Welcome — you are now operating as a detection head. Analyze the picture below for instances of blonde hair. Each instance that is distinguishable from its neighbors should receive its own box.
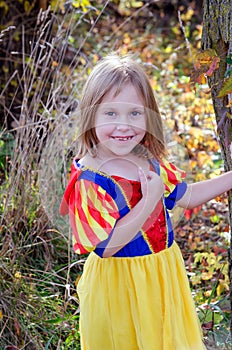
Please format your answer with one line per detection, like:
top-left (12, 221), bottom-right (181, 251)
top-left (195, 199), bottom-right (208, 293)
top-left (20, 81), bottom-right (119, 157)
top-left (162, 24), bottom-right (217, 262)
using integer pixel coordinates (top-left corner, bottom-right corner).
top-left (76, 53), bottom-right (167, 161)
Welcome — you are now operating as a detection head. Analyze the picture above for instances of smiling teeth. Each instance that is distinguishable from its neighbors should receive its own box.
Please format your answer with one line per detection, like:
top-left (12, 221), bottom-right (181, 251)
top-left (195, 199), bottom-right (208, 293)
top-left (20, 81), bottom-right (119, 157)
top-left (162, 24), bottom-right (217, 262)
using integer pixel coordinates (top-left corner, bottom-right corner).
top-left (113, 136), bottom-right (133, 141)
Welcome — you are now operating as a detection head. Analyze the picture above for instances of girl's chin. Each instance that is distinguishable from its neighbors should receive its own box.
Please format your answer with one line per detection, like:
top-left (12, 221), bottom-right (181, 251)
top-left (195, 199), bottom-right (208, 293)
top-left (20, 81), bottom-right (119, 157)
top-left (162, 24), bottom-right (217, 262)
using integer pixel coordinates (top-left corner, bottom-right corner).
top-left (104, 145), bottom-right (138, 157)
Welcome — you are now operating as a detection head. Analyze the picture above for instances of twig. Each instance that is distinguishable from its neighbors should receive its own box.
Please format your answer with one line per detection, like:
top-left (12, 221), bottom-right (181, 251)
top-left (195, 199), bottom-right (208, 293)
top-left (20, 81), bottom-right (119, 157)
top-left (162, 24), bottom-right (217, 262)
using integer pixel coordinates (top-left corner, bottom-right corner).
top-left (178, 10), bottom-right (193, 58)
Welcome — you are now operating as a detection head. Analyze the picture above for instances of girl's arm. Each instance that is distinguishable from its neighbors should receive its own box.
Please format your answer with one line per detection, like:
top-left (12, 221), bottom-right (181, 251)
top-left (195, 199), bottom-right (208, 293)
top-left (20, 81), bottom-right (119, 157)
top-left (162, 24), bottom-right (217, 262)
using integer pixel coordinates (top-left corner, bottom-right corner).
top-left (102, 169), bottom-right (164, 258)
top-left (177, 170), bottom-right (232, 209)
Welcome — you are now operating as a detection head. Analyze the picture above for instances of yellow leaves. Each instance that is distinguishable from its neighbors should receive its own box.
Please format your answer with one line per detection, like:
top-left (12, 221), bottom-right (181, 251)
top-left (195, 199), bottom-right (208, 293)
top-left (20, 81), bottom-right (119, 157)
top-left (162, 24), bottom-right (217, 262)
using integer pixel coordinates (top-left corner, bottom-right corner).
top-left (190, 274), bottom-right (202, 286)
top-left (0, 309), bottom-right (3, 320)
top-left (180, 8), bottom-right (194, 22)
top-left (14, 271), bottom-right (22, 279)
top-left (204, 290), bottom-right (212, 298)
top-left (130, 1), bottom-right (144, 8)
top-left (184, 125), bottom-right (220, 173)
top-left (50, 0), bottom-right (66, 13)
top-left (194, 49), bottom-right (218, 67)
top-left (2, 65), bottom-right (9, 73)
top-left (118, 1), bottom-right (143, 16)
top-left (52, 61), bottom-right (59, 68)
top-left (196, 151), bottom-right (214, 169)
top-left (226, 99), bottom-right (232, 107)
top-left (123, 34), bottom-right (131, 45)
top-left (216, 280), bottom-right (229, 296)
top-left (190, 46), bottom-right (232, 111)
top-left (92, 54), bottom-right (99, 64)
top-left (24, 0), bottom-right (36, 14)
top-left (72, 0), bottom-right (91, 12)
top-left (201, 271), bottom-right (213, 281)
top-left (190, 49), bottom-right (220, 84)
top-left (192, 251), bottom-right (229, 299)
top-left (0, 1), bottom-right (9, 15)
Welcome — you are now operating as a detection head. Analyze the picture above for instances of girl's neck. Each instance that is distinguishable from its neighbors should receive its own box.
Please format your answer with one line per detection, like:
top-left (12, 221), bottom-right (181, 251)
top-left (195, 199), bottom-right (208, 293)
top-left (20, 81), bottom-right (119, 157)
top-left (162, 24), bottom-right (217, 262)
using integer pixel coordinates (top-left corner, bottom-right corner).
top-left (80, 151), bottom-right (150, 181)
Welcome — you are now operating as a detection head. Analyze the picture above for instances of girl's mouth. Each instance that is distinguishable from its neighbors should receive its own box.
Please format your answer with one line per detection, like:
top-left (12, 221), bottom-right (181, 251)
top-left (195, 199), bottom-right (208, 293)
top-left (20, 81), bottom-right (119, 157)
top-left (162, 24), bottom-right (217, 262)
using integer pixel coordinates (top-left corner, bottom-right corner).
top-left (111, 136), bottom-right (134, 141)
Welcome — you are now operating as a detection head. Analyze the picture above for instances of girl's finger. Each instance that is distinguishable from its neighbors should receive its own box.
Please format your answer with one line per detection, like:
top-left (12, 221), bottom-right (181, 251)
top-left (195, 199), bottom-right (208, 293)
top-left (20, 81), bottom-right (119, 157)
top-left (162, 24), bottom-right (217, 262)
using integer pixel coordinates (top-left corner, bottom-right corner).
top-left (138, 167), bottom-right (148, 195)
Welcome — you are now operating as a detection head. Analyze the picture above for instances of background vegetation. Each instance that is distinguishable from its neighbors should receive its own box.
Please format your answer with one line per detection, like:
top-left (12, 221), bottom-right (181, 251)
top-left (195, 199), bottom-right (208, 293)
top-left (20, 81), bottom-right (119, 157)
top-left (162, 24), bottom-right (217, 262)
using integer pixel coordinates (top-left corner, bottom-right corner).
top-left (0, 0), bottom-right (231, 349)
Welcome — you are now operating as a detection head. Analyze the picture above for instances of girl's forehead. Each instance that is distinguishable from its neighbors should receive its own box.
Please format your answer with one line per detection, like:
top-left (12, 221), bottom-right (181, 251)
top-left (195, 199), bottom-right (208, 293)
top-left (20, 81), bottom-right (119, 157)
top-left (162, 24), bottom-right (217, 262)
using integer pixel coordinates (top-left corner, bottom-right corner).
top-left (101, 82), bottom-right (144, 106)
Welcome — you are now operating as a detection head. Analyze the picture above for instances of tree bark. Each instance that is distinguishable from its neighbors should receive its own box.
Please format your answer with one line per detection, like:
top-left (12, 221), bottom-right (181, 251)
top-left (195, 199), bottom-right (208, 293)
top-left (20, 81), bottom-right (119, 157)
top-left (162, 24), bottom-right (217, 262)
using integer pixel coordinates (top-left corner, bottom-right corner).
top-left (201, 0), bottom-right (232, 338)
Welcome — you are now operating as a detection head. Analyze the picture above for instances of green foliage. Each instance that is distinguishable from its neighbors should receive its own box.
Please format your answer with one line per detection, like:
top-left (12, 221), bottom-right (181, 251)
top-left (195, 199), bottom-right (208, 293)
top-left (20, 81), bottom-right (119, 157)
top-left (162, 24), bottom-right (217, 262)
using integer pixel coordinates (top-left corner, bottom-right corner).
top-left (218, 76), bottom-right (232, 98)
top-left (0, 130), bottom-right (14, 174)
top-left (0, 246), bottom-right (82, 348)
top-left (187, 237), bottom-right (230, 348)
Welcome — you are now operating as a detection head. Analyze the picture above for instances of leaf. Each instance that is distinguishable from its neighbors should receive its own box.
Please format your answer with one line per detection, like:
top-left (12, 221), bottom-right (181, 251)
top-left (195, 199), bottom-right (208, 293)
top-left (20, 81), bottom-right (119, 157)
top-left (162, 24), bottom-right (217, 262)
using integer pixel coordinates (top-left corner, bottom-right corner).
top-left (201, 272), bottom-right (213, 281)
top-left (194, 49), bottom-right (218, 65)
top-left (184, 209), bottom-right (193, 220)
top-left (217, 76), bottom-right (232, 98)
top-left (190, 67), bottom-right (207, 84)
top-left (14, 271), bottom-right (22, 279)
top-left (130, 1), bottom-right (144, 8)
top-left (24, 1), bottom-right (30, 13)
top-left (210, 215), bottom-right (220, 224)
top-left (14, 318), bottom-right (20, 336)
top-left (0, 1), bottom-right (9, 14)
top-left (45, 336), bottom-right (54, 350)
top-left (226, 99), bottom-right (232, 107)
top-left (216, 281), bottom-right (229, 296)
top-left (45, 316), bottom-right (68, 324)
top-left (52, 61), bottom-right (59, 67)
top-left (226, 54), bottom-right (232, 65)
top-left (72, 0), bottom-right (90, 12)
top-left (205, 56), bottom-right (220, 77)
top-left (190, 49), bottom-right (220, 84)
top-left (50, 0), bottom-right (66, 13)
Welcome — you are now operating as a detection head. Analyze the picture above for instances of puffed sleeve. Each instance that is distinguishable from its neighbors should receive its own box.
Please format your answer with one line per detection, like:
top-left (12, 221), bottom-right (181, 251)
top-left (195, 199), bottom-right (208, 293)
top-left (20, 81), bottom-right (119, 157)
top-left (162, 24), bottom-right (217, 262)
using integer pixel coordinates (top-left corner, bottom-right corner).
top-left (159, 159), bottom-right (187, 210)
top-left (60, 166), bottom-right (120, 254)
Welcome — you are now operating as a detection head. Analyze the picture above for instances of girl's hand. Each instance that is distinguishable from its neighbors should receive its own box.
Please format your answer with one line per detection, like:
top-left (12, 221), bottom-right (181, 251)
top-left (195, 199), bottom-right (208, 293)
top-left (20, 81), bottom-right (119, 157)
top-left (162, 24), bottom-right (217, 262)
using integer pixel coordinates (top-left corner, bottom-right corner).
top-left (138, 167), bottom-right (164, 214)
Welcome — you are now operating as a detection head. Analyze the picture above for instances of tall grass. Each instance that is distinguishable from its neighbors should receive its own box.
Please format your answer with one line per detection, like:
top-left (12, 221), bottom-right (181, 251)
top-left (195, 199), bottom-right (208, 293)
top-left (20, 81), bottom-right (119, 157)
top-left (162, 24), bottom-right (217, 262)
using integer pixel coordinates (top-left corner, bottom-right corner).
top-left (0, 3), bottom-right (108, 348)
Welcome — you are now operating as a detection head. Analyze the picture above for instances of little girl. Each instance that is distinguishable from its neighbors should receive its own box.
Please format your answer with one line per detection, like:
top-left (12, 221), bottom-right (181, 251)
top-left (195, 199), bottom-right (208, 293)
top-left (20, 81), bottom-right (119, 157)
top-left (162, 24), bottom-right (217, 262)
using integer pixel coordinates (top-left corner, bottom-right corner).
top-left (60, 53), bottom-right (232, 350)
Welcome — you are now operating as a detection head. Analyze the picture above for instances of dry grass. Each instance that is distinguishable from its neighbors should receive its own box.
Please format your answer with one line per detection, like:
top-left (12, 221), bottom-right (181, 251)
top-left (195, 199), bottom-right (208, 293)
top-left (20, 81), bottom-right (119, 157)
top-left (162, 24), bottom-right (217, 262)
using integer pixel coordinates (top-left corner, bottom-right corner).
top-left (0, 4), bottom-right (103, 348)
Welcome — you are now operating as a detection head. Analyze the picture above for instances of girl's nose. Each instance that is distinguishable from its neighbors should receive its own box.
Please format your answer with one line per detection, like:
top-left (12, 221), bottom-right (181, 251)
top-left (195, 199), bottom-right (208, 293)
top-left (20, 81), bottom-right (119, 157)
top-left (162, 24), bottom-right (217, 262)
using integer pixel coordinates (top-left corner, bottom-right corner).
top-left (116, 124), bottom-right (130, 131)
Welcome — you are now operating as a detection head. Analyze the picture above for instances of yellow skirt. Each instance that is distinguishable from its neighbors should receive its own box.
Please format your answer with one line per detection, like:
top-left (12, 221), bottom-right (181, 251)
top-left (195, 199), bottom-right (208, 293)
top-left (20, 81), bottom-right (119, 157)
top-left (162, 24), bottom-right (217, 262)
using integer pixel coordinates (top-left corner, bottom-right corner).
top-left (77, 242), bottom-right (206, 350)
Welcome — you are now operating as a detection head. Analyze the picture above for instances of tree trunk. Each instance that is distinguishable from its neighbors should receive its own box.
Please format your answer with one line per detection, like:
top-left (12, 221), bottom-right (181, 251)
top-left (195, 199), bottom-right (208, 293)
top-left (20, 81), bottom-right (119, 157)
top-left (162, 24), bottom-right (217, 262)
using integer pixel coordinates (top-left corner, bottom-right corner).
top-left (201, 0), bottom-right (232, 338)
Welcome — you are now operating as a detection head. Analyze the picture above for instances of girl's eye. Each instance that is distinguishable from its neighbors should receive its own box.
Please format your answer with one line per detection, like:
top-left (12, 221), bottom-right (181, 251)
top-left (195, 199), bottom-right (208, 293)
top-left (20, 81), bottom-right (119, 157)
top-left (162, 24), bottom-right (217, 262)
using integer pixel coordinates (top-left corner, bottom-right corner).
top-left (105, 111), bottom-right (116, 117)
top-left (131, 111), bottom-right (142, 117)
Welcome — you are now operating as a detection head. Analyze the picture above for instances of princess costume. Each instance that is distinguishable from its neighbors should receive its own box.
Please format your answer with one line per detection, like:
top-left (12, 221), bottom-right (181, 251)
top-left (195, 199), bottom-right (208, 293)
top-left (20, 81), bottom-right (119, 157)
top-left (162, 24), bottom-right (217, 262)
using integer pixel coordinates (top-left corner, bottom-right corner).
top-left (60, 158), bottom-right (206, 350)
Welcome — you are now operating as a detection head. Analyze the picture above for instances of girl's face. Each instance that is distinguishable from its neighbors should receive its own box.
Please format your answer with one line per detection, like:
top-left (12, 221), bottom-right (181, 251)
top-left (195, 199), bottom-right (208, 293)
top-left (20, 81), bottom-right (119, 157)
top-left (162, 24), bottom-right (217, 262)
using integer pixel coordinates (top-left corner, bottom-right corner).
top-left (95, 83), bottom-right (146, 158)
